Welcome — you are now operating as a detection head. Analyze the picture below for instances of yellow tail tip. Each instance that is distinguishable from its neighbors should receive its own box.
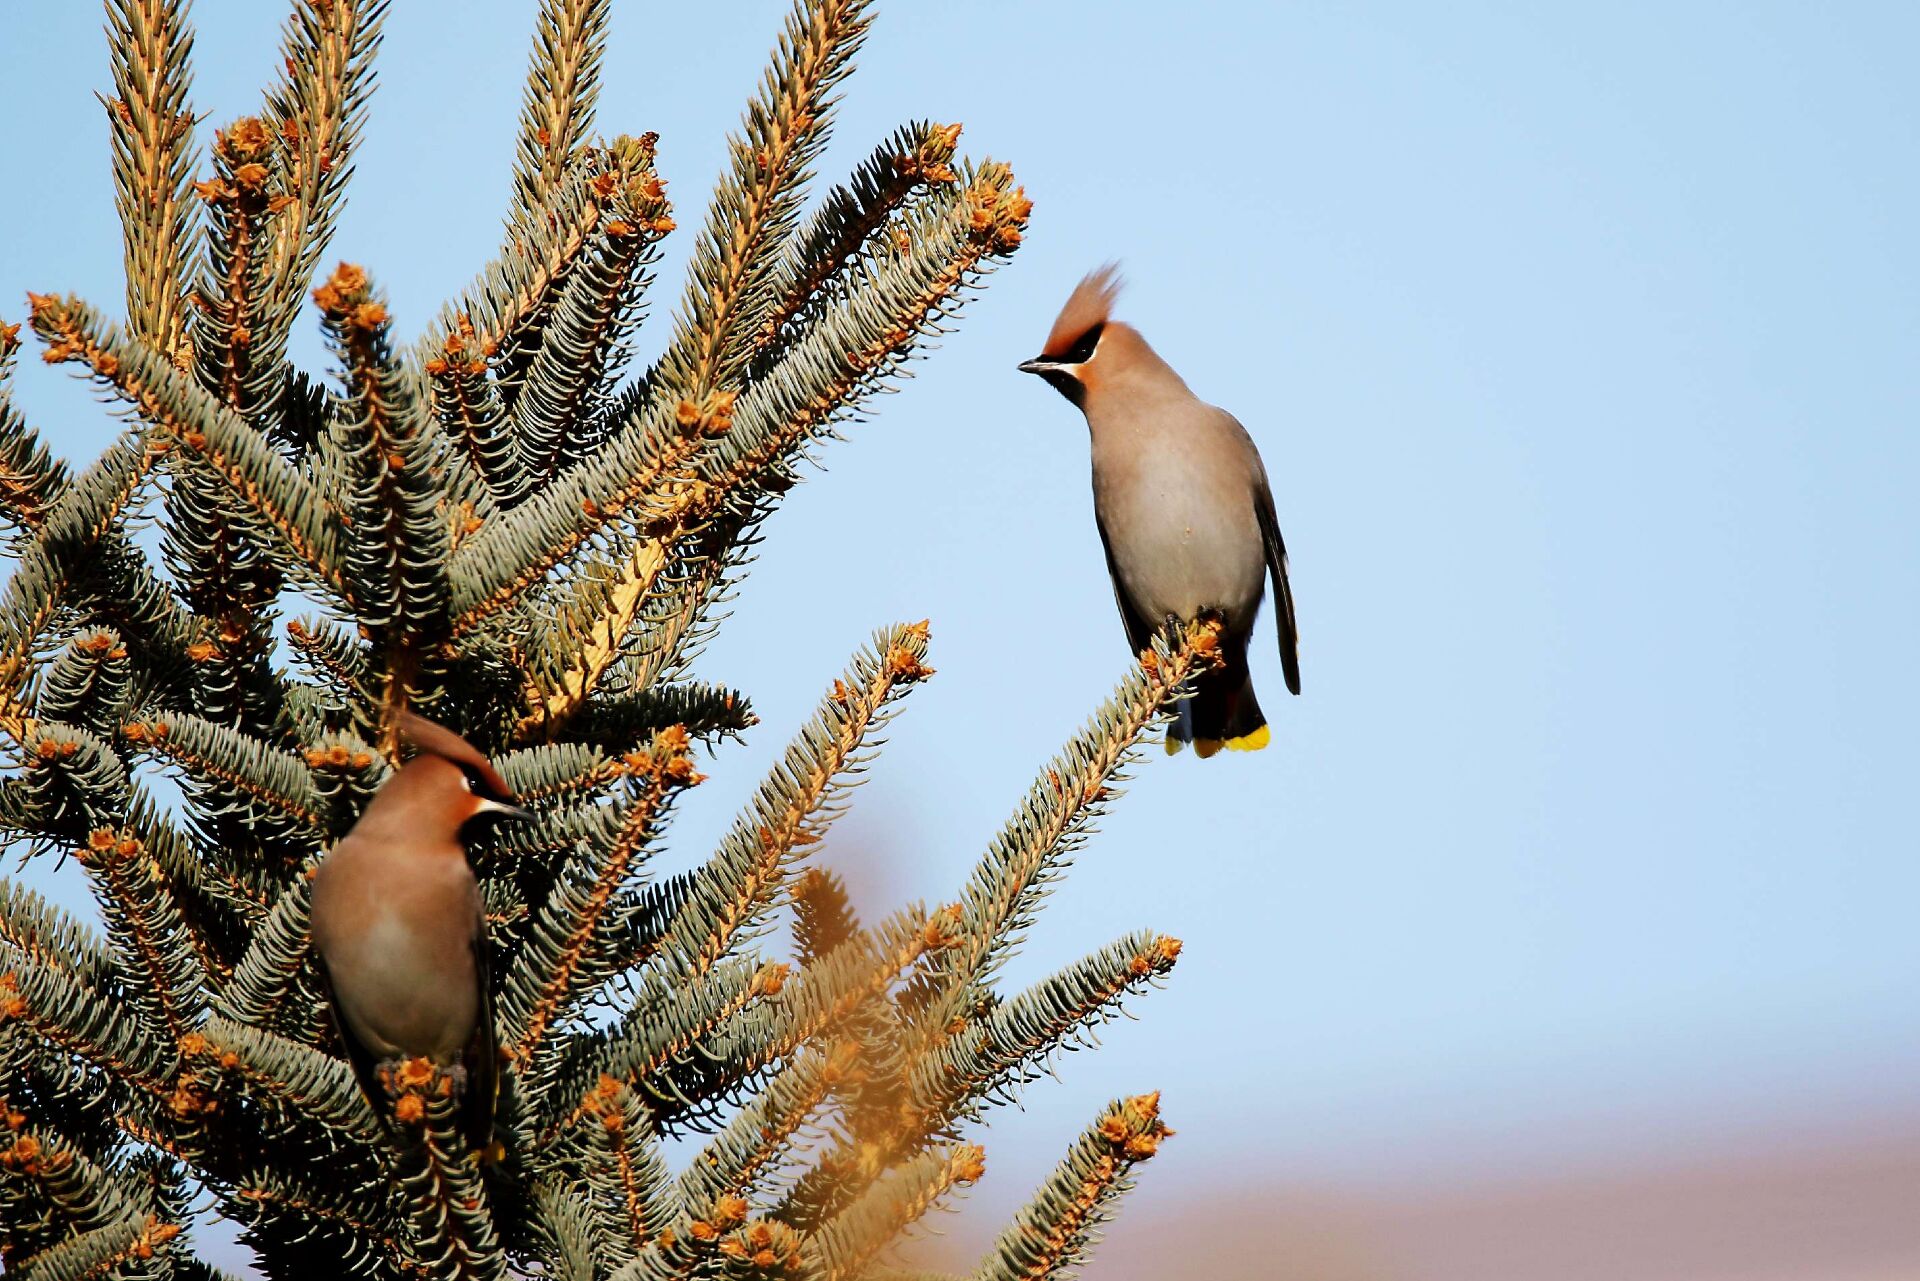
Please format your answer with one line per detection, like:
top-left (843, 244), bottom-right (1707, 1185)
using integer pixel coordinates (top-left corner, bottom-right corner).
top-left (1192, 738), bottom-right (1224, 759)
top-left (1164, 734), bottom-right (1186, 756)
top-left (1226, 724), bottom-right (1270, 752)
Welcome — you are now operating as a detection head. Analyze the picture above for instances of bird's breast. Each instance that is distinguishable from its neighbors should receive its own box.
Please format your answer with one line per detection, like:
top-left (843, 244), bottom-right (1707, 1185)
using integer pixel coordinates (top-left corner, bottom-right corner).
top-left (1093, 440), bottom-right (1266, 629)
top-left (312, 843), bottom-right (481, 1062)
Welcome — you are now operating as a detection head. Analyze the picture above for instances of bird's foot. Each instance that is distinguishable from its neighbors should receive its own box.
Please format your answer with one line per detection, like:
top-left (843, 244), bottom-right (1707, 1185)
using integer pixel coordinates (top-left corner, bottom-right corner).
top-left (1185, 611), bottom-right (1226, 662)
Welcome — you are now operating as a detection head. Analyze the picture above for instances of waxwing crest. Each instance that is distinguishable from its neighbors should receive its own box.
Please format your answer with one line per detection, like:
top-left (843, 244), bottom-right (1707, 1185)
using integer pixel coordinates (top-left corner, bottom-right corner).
top-left (1040, 263), bottom-right (1124, 360)
top-left (396, 710), bottom-right (516, 801)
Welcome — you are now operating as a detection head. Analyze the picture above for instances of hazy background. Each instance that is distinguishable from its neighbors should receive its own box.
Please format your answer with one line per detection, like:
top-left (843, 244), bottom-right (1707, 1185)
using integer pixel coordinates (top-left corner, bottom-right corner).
top-left (3, 3), bottom-right (1917, 1276)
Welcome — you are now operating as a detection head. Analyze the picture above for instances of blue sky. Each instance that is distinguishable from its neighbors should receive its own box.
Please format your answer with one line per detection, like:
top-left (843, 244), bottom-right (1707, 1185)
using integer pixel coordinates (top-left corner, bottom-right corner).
top-left (3, 0), bottom-right (1917, 1229)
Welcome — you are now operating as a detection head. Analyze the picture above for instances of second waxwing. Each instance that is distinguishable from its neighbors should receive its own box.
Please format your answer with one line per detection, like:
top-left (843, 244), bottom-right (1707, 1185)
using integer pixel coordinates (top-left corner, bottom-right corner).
top-left (1019, 266), bottom-right (1300, 757)
top-left (310, 711), bottom-right (530, 1148)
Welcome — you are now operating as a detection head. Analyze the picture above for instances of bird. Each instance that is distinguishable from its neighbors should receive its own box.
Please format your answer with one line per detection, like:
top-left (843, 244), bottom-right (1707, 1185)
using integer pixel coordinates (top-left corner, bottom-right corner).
top-left (310, 711), bottom-right (530, 1149)
top-left (1018, 266), bottom-right (1300, 757)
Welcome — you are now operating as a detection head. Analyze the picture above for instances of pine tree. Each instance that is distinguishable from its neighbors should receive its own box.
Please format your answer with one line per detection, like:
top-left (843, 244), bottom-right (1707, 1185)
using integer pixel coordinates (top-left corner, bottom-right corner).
top-left (0, 1), bottom-right (1215, 1276)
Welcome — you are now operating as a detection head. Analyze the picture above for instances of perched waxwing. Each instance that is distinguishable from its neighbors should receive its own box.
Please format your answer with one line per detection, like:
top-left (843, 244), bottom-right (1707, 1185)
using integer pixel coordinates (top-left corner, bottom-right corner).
top-left (1019, 266), bottom-right (1300, 757)
top-left (310, 711), bottom-right (530, 1148)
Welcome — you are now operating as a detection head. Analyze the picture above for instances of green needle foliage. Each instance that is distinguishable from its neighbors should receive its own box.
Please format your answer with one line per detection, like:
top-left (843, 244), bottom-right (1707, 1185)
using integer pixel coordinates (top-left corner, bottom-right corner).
top-left (0, 1), bottom-right (1218, 1277)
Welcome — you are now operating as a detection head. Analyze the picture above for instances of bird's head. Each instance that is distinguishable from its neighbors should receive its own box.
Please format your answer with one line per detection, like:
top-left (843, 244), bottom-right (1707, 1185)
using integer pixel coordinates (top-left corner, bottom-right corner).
top-left (1018, 263), bottom-right (1125, 407)
top-left (392, 711), bottom-right (533, 834)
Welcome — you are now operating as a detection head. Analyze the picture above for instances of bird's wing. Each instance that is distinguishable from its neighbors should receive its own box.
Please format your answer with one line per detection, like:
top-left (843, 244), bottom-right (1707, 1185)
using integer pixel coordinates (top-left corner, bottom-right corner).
top-left (315, 953), bottom-right (395, 1138)
top-left (1253, 476), bottom-right (1302, 695)
top-left (1095, 512), bottom-right (1155, 655)
top-left (462, 901), bottom-right (499, 1154)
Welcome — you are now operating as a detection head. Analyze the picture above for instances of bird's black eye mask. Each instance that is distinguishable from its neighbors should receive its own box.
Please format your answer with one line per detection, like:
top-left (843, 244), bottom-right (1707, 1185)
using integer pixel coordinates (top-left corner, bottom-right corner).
top-left (458, 764), bottom-right (512, 806)
top-left (1061, 323), bottom-right (1104, 366)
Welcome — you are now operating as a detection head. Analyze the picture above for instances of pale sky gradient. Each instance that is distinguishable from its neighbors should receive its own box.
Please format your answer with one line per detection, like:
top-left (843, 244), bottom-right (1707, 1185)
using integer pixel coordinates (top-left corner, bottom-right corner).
top-left (2, 0), bottom-right (1917, 1268)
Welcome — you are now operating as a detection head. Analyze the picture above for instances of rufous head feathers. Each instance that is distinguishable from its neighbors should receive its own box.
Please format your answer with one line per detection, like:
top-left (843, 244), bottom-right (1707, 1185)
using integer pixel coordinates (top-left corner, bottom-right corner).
top-left (1039, 263), bottom-right (1123, 360)
top-left (396, 710), bottom-right (517, 803)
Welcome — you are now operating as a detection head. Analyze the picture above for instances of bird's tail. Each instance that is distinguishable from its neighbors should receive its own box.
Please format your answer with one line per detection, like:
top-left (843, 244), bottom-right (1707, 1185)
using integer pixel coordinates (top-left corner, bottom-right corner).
top-left (1165, 665), bottom-right (1269, 759)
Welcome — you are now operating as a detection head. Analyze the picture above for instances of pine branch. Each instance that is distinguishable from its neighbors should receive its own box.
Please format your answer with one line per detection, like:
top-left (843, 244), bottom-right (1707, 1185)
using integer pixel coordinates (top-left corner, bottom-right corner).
top-left (193, 116), bottom-right (288, 422)
top-left (0, 956), bottom-right (173, 1097)
top-left (508, 137), bottom-right (672, 495)
top-left (312, 265), bottom-right (454, 689)
top-left (10, 723), bottom-right (132, 844)
top-left (0, 880), bottom-right (114, 992)
top-left (971, 1095), bottom-right (1170, 1281)
top-left (500, 727), bottom-right (701, 1067)
top-left (910, 932), bottom-right (1180, 1122)
top-left (509, 164), bottom-right (1029, 709)
top-left (390, 1064), bottom-right (506, 1281)
top-left (648, 0), bottom-right (874, 400)
top-left (909, 627), bottom-right (1216, 1057)
top-left (73, 824), bottom-right (208, 1047)
top-left (37, 630), bottom-right (131, 739)
top-left (14, 1212), bottom-right (187, 1281)
top-left (227, 1168), bottom-right (417, 1277)
top-left (261, 0), bottom-right (385, 343)
top-left (424, 316), bottom-right (515, 505)
top-left (509, 0), bottom-right (613, 241)
top-left (25, 295), bottom-right (344, 596)
top-left (123, 788), bottom-right (255, 984)
top-left (545, 956), bottom-right (784, 1140)
top-left (674, 1040), bottom-right (848, 1216)
top-left (0, 1103), bottom-right (149, 1259)
top-left (208, 869), bottom-right (317, 1032)
top-left (104, 0), bottom-right (199, 364)
top-left (285, 614), bottom-right (372, 716)
top-left (792, 867), bottom-right (858, 967)
top-left (529, 1181), bottom-right (600, 1281)
top-left (809, 1143), bottom-right (985, 1281)
top-left (0, 428), bottom-right (168, 739)
top-left (652, 623), bottom-right (932, 977)
top-left (197, 1016), bottom-right (378, 1144)
top-left (122, 712), bottom-right (324, 836)
top-left (566, 1075), bottom-right (672, 1267)
top-left (0, 325), bottom-right (68, 548)
top-left (750, 120), bottom-right (961, 358)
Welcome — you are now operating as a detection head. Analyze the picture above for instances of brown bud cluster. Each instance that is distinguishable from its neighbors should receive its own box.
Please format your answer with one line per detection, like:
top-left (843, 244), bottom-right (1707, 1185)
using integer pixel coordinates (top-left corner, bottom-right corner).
top-left (920, 903), bottom-right (965, 951)
top-left (73, 630), bottom-right (123, 657)
top-left (715, 1218), bottom-right (805, 1274)
top-left (675, 389), bottom-right (737, 437)
top-left (884, 644), bottom-right (933, 683)
top-left (1129, 935), bottom-right (1183, 977)
top-left (1096, 1091), bottom-right (1173, 1162)
top-left (303, 742), bottom-right (377, 771)
top-left (899, 121), bottom-right (962, 185)
top-left (580, 1074), bottom-right (630, 1133)
top-left (748, 962), bottom-right (790, 998)
top-left (950, 1141), bottom-right (987, 1185)
top-left (76, 828), bottom-right (143, 870)
top-left (312, 262), bottom-right (376, 323)
top-left (963, 165), bottom-right (1033, 253)
top-left (620, 724), bottom-right (704, 788)
top-left (375, 1057), bottom-right (452, 1127)
top-left (121, 720), bottom-right (172, 744)
top-left (425, 317), bottom-right (488, 378)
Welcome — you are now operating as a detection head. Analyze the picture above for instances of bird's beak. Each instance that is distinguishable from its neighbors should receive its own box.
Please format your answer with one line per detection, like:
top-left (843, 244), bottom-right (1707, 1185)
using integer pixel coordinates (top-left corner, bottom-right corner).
top-left (474, 796), bottom-right (535, 822)
top-left (1017, 357), bottom-right (1064, 376)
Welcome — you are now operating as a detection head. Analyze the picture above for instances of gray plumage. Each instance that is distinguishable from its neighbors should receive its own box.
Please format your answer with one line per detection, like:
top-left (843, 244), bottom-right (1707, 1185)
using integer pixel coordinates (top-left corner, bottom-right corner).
top-left (1020, 268), bottom-right (1299, 756)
